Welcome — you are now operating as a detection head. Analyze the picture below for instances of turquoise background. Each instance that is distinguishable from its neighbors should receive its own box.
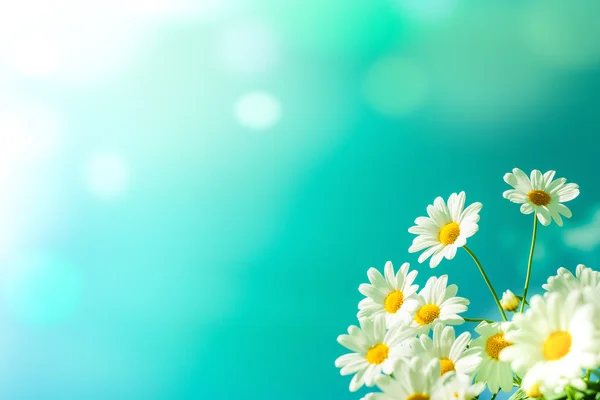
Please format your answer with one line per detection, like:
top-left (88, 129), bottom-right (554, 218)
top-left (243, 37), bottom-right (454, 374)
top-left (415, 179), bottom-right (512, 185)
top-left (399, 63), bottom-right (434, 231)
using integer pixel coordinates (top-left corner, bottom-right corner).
top-left (0, 0), bottom-right (599, 399)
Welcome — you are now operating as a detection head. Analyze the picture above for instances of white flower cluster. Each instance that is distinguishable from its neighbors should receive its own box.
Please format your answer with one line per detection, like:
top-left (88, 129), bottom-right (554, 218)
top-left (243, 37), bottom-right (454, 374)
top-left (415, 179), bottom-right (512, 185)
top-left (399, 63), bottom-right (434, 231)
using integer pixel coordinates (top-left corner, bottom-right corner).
top-left (335, 169), bottom-right (600, 399)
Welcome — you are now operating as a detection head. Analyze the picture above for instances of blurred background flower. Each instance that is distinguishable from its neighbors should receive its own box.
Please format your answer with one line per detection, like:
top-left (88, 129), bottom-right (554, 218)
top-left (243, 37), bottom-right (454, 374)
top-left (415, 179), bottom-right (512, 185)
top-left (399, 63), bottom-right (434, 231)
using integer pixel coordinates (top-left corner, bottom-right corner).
top-left (0, 0), bottom-right (599, 399)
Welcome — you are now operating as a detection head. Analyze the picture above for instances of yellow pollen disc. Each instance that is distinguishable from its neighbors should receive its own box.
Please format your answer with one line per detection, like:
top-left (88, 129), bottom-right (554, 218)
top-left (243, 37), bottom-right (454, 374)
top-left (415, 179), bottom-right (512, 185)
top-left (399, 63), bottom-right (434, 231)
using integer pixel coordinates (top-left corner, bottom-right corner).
top-left (527, 383), bottom-right (542, 398)
top-left (439, 222), bottom-right (461, 245)
top-left (384, 290), bottom-right (404, 314)
top-left (527, 190), bottom-right (552, 206)
top-left (414, 304), bottom-right (441, 326)
top-left (439, 358), bottom-right (455, 375)
top-left (406, 394), bottom-right (430, 400)
top-left (365, 343), bottom-right (389, 365)
top-left (543, 331), bottom-right (572, 361)
top-left (485, 333), bottom-right (512, 360)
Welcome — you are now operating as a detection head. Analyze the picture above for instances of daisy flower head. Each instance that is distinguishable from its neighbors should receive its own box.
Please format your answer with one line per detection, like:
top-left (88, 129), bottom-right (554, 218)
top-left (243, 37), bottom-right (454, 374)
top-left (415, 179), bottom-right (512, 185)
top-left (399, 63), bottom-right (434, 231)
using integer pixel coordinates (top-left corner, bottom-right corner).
top-left (416, 323), bottom-right (482, 379)
top-left (500, 291), bottom-right (600, 389)
top-left (434, 372), bottom-right (485, 400)
top-left (335, 316), bottom-right (418, 392)
top-left (364, 357), bottom-right (441, 400)
top-left (503, 168), bottom-right (579, 226)
top-left (404, 275), bottom-right (469, 333)
top-left (471, 321), bottom-right (514, 394)
top-left (408, 191), bottom-right (482, 268)
top-left (543, 264), bottom-right (600, 296)
top-left (358, 261), bottom-right (419, 328)
top-left (520, 363), bottom-right (587, 398)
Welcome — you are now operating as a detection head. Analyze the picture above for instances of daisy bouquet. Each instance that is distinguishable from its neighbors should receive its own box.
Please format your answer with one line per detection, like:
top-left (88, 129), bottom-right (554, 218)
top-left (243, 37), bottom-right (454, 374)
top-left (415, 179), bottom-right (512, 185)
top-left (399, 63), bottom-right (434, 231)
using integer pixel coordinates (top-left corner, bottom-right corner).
top-left (334, 169), bottom-right (600, 400)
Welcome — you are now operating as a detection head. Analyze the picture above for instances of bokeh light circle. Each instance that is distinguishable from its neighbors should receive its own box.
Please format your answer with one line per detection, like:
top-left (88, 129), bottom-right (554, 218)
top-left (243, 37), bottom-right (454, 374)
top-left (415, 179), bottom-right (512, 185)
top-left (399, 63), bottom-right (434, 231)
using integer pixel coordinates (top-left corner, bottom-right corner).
top-left (85, 153), bottom-right (131, 200)
top-left (363, 57), bottom-right (429, 117)
top-left (234, 92), bottom-right (282, 130)
top-left (523, 0), bottom-right (600, 70)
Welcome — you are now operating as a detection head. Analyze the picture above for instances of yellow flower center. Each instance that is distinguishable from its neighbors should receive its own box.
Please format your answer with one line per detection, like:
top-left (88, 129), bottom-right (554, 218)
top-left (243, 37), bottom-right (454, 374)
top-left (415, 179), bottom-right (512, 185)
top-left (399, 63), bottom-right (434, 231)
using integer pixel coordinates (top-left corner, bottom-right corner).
top-left (526, 383), bottom-right (542, 398)
top-left (406, 394), bottom-right (430, 400)
top-left (543, 330), bottom-right (572, 361)
top-left (365, 343), bottom-right (389, 364)
top-left (439, 222), bottom-right (461, 245)
top-left (527, 190), bottom-right (552, 206)
top-left (384, 290), bottom-right (404, 314)
top-left (440, 358), bottom-right (455, 375)
top-left (485, 333), bottom-right (512, 360)
top-left (414, 304), bottom-right (441, 326)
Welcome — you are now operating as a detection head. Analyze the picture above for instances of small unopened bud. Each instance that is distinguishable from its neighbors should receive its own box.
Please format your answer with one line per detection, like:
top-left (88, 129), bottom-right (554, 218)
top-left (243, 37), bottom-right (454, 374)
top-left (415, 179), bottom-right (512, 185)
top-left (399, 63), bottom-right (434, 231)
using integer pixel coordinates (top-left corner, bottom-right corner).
top-left (501, 290), bottom-right (519, 312)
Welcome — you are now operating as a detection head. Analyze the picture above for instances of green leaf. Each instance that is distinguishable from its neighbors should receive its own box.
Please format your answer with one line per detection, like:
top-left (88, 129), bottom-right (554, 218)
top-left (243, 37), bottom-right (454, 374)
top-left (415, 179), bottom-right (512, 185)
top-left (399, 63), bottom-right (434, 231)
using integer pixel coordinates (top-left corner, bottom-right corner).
top-left (509, 389), bottom-right (529, 400)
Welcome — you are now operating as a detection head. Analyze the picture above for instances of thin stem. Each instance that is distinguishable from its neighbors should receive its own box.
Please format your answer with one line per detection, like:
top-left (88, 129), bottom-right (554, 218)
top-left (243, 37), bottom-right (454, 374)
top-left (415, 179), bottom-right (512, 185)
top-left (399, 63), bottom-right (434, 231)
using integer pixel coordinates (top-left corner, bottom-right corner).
top-left (463, 246), bottom-right (507, 321)
top-left (490, 393), bottom-right (498, 400)
top-left (463, 317), bottom-right (494, 323)
top-left (520, 214), bottom-right (538, 313)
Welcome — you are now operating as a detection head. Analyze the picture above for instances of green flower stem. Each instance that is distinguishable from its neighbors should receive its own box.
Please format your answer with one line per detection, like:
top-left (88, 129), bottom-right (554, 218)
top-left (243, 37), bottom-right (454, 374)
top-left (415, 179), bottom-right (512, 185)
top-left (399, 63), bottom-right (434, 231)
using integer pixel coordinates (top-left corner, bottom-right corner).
top-left (463, 246), bottom-right (508, 321)
top-left (463, 317), bottom-right (494, 323)
top-left (520, 214), bottom-right (538, 313)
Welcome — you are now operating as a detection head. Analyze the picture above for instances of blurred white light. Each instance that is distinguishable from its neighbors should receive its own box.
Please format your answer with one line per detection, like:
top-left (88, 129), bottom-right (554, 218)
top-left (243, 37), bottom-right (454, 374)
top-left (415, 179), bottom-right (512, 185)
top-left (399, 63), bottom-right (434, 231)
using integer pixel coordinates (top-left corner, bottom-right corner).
top-left (3, 36), bottom-right (64, 78)
top-left (3, 255), bottom-right (83, 326)
top-left (363, 57), bottom-right (429, 117)
top-left (0, 0), bottom-right (224, 84)
top-left (234, 92), bottom-right (282, 130)
top-left (523, 0), bottom-right (600, 69)
top-left (396, 0), bottom-right (457, 22)
top-left (218, 20), bottom-right (279, 76)
top-left (0, 103), bottom-right (62, 169)
top-left (85, 153), bottom-right (131, 200)
top-left (120, 0), bottom-right (225, 21)
top-left (563, 207), bottom-right (600, 251)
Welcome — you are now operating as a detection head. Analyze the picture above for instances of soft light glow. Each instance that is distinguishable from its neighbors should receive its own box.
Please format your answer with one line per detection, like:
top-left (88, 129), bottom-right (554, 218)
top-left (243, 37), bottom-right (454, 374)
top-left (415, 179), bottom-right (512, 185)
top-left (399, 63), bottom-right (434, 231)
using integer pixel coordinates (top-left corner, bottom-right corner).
top-left (417, 4), bottom-right (551, 124)
top-left (85, 153), bottom-right (131, 200)
top-left (363, 57), bottom-right (429, 117)
top-left (563, 207), bottom-right (600, 251)
top-left (218, 20), bottom-right (279, 76)
top-left (0, 0), bottom-right (222, 83)
top-left (0, 103), bottom-right (62, 168)
top-left (234, 92), bottom-right (282, 130)
top-left (523, 0), bottom-right (600, 69)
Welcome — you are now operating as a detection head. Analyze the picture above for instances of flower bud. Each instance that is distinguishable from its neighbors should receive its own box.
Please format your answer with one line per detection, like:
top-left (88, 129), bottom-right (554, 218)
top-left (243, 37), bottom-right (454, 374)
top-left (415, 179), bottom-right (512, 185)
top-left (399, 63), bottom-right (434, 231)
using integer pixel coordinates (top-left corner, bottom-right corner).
top-left (501, 290), bottom-right (519, 312)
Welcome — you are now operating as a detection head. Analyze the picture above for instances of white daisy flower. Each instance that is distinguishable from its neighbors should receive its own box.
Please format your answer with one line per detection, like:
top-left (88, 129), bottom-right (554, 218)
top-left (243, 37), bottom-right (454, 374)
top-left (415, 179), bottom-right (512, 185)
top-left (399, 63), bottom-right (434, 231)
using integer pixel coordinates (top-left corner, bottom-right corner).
top-left (520, 362), bottom-right (587, 398)
top-left (503, 168), bottom-right (579, 226)
top-left (500, 291), bottom-right (600, 390)
top-left (363, 357), bottom-right (441, 400)
top-left (408, 191), bottom-right (482, 268)
top-left (500, 289), bottom-right (519, 312)
top-left (543, 264), bottom-right (600, 295)
top-left (358, 261), bottom-right (419, 328)
top-left (404, 275), bottom-right (469, 333)
top-left (471, 321), bottom-right (514, 394)
top-left (416, 323), bottom-right (482, 378)
top-left (434, 372), bottom-right (485, 400)
top-left (335, 317), bottom-right (418, 392)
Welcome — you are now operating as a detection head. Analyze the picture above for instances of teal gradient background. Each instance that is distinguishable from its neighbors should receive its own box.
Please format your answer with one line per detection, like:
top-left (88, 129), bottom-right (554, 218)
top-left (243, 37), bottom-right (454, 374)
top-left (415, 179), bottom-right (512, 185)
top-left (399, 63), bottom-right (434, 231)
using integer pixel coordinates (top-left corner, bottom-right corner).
top-left (1, 0), bottom-right (600, 399)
